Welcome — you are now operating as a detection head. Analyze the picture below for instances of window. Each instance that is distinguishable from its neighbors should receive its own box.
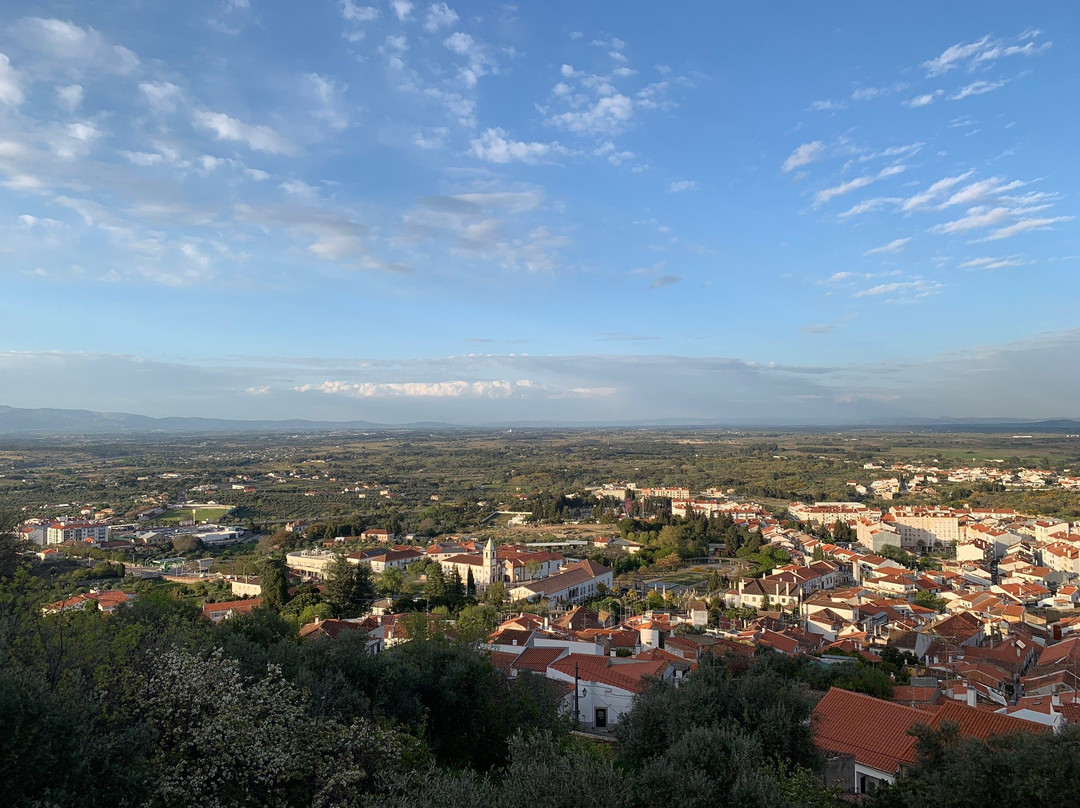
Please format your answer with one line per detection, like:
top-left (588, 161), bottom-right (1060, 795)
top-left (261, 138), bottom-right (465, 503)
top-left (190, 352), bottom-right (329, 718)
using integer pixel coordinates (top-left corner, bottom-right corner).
top-left (594, 708), bottom-right (607, 729)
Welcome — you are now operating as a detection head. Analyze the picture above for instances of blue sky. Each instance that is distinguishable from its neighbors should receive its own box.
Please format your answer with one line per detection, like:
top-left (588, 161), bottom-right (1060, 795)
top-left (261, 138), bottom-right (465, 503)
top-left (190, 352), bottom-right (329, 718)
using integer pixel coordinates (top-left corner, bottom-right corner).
top-left (0, 2), bottom-right (1076, 423)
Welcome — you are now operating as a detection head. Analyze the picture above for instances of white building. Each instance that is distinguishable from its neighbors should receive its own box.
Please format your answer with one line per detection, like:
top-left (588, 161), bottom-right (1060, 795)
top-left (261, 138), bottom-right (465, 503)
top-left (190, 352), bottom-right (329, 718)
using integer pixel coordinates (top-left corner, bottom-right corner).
top-left (46, 522), bottom-right (109, 546)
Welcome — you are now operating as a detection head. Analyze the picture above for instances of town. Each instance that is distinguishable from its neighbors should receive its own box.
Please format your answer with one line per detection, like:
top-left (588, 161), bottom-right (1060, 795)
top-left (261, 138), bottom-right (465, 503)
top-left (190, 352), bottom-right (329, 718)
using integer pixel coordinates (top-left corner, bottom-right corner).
top-left (6, 427), bottom-right (1080, 803)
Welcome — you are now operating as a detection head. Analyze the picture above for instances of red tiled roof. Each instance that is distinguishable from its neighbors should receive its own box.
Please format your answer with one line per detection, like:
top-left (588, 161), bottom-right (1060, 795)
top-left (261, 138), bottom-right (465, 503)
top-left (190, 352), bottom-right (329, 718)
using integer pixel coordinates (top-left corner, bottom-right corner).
top-left (298, 618), bottom-right (364, 640)
top-left (202, 598), bottom-right (262, 619)
top-left (548, 653), bottom-right (668, 694)
top-left (929, 700), bottom-right (1050, 739)
top-left (511, 646), bottom-right (566, 672)
top-left (813, 687), bottom-right (1050, 776)
top-left (489, 651), bottom-right (517, 674)
top-left (813, 688), bottom-right (929, 774)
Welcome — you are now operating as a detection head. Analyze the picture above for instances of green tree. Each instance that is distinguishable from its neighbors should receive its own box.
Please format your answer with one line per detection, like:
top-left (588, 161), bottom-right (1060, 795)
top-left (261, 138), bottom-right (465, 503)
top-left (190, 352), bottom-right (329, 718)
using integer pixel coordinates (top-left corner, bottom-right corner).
top-left (0, 511), bottom-right (25, 579)
top-left (424, 565), bottom-right (447, 604)
top-left (324, 555), bottom-right (374, 618)
top-left (259, 555), bottom-right (291, 612)
top-left (379, 566), bottom-right (405, 599)
top-left (486, 580), bottom-right (507, 607)
top-left (455, 603), bottom-right (498, 642)
top-left (914, 589), bottom-right (948, 613)
top-left (446, 568), bottom-right (465, 602)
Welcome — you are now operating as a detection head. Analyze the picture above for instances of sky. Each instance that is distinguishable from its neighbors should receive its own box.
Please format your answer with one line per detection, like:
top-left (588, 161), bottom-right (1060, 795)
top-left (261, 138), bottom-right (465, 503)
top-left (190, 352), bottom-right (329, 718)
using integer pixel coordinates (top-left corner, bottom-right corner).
top-left (0, 1), bottom-right (1077, 424)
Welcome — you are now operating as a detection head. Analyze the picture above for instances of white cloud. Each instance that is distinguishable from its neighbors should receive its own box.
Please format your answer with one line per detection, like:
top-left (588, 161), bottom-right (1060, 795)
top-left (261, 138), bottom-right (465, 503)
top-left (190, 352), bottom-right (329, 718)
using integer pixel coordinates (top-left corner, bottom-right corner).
top-left (15, 18), bottom-right (139, 74)
top-left (139, 81), bottom-right (183, 113)
top-left (782, 140), bottom-right (825, 172)
top-left (443, 31), bottom-right (473, 55)
top-left (0, 54), bottom-right (23, 106)
top-left (66, 121), bottom-right (101, 142)
top-left (815, 164), bottom-right (904, 206)
top-left (852, 279), bottom-right (942, 299)
top-left (837, 197), bottom-right (893, 220)
top-left (900, 171), bottom-right (974, 211)
top-left (593, 141), bottom-right (634, 166)
top-left (193, 109), bottom-right (297, 154)
top-left (296, 379), bottom-right (530, 398)
top-left (424, 2), bottom-right (458, 30)
top-left (442, 31), bottom-right (498, 87)
top-left (824, 271), bottom-right (853, 283)
top-left (904, 91), bottom-right (941, 108)
top-left (958, 256), bottom-right (1027, 270)
top-left (923, 35), bottom-right (993, 76)
top-left (341, 1), bottom-right (379, 22)
top-left (390, 0), bottom-right (413, 21)
top-left (307, 73), bottom-right (349, 131)
top-left (807, 99), bottom-right (845, 111)
top-left (932, 206), bottom-right (1012, 234)
top-left (939, 177), bottom-right (1024, 208)
top-left (950, 79), bottom-right (1007, 100)
top-left (470, 128), bottom-right (560, 164)
top-left (923, 32), bottom-right (1050, 77)
top-left (119, 150), bottom-right (164, 166)
top-left (412, 127), bottom-right (449, 149)
top-left (978, 216), bottom-right (1073, 242)
top-left (56, 83), bottom-right (83, 111)
top-left (546, 93), bottom-right (633, 135)
top-left (815, 176), bottom-right (875, 206)
top-left (279, 179), bottom-right (319, 199)
top-left (863, 237), bottom-right (911, 256)
top-left (667, 180), bottom-right (696, 194)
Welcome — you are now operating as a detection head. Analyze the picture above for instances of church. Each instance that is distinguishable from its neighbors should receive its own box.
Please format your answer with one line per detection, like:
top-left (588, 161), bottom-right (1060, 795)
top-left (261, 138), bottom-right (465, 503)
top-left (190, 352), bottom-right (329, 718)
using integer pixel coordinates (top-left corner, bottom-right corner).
top-left (439, 537), bottom-right (502, 588)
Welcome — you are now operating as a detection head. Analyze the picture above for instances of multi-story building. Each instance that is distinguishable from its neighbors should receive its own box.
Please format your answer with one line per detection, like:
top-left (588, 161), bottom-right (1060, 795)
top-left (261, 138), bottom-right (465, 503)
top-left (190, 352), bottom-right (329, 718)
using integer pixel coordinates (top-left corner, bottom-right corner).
top-left (887, 507), bottom-right (961, 547)
top-left (46, 522), bottom-right (109, 546)
top-left (789, 502), bottom-right (880, 526)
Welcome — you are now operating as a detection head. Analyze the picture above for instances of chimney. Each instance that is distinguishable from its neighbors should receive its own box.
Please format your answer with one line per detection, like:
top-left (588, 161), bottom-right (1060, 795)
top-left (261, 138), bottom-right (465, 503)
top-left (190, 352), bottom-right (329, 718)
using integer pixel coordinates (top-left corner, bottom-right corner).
top-left (966, 684), bottom-right (977, 708)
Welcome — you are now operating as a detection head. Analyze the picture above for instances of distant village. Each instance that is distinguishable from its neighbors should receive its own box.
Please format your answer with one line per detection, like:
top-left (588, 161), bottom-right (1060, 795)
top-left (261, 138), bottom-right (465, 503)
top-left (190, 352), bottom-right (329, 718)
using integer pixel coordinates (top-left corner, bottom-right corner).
top-left (17, 459), bottom-right (1080, 797)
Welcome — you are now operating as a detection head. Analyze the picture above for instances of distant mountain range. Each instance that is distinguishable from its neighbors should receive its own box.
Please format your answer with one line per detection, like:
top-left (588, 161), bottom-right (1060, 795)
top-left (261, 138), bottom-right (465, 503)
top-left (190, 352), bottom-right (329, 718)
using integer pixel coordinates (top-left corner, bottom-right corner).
top-left (0, 404), bottom-right (1078, 435)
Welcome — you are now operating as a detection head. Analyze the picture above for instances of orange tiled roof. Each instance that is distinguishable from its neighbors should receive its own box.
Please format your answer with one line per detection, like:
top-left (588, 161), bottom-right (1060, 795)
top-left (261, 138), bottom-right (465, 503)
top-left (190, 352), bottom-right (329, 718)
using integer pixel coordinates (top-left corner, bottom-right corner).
top-left (548, 653), bottom-right (668, 694)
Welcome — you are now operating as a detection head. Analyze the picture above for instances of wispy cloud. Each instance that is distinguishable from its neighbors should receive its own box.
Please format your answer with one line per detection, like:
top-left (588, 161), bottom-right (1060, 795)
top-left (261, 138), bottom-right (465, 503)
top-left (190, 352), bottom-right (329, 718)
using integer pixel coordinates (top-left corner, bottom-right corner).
top-left (922, 31), bottom-right (1050, 77)
top-left (863, 237), bottom-right (911, 256)
top-left (815, 164), bottom-right (904, 206)
top-left (649, 274), bottom-right (683, 289)
top-left (667, 179), bottom-right (696, 193)
top-left (192, 109), bottom-right (297, 154)
top-left (296, 379), bottom-right (531, 398)
top-left (782, 140), bottom-right (825, 172)
top-left (977, 216), bottom-right (1073, 242)
top-left (958, 256), bottom-right (1027, 270)
top-left (904, 91), bottom-right (942, 108)
top-left (852, 279), bottom-right (942, 300)
top-left (949, 79), bottom-right (1007, 100)
top-left (0, 54), bottom-right (24, 106)
top-left (899, 171), bottom-right (974, 211)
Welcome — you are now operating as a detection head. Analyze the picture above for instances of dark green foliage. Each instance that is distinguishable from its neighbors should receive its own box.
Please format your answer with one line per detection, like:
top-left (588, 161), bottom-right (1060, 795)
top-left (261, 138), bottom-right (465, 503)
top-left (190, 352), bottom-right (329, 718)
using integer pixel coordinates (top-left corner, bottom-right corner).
top-left (871, 723), bottom-right (1080, 808)
top-left (259, 554), bottom-right (291, 611)
top-left (324, 554), bottom-right (374, 617)
top-left (0, 510), bottom-right (25, 579)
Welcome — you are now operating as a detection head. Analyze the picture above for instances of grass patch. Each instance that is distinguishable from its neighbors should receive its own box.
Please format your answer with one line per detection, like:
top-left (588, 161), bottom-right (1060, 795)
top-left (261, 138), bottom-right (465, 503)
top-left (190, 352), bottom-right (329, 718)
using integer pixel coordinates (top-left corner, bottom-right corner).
top-left (155, 506), bottom-right (231, 524)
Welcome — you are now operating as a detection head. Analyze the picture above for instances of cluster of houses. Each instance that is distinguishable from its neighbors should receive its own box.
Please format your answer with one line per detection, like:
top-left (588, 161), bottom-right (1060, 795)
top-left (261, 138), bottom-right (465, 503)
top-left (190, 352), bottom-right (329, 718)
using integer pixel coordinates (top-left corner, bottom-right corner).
top-left (859, 460), bottom-right (1080, 491)
top-left (284, 536), bottom-right (616, 605)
